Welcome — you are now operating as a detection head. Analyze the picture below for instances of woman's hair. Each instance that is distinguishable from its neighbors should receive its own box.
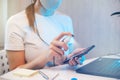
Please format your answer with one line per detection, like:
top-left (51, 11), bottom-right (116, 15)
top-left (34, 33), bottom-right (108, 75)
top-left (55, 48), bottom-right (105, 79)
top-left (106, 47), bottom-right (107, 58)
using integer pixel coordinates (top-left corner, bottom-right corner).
top-left (25, 0), bottom-right (37, 31)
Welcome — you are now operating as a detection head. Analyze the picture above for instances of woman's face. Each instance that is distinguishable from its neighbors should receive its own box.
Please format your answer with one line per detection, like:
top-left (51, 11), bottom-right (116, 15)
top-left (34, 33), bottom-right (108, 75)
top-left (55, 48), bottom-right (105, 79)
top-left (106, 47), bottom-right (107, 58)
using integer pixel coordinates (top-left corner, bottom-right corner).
top-left (40, 0), bottom-right (62, 10)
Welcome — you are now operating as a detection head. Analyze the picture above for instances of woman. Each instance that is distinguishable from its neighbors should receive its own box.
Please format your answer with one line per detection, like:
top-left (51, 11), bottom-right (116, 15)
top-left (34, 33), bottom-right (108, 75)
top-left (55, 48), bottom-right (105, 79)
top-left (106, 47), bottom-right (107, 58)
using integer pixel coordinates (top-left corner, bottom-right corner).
top-left (5, 0), bottom-right (85, 70)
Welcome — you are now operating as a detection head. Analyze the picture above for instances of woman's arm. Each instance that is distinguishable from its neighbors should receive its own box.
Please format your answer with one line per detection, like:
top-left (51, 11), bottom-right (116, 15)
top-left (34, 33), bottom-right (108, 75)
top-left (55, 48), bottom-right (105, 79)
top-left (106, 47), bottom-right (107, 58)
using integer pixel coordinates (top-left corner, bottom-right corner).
top-left (7, 32), bottom-right (72, 70)
top-left (7, 50), bottom-right (49, 70)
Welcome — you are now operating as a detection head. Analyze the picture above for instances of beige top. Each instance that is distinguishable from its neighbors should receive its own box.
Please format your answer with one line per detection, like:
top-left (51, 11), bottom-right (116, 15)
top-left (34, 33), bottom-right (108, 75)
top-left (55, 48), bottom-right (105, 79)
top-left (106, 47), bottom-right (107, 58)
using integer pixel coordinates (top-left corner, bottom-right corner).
top-left (5, 10), bottom-right (74, 66)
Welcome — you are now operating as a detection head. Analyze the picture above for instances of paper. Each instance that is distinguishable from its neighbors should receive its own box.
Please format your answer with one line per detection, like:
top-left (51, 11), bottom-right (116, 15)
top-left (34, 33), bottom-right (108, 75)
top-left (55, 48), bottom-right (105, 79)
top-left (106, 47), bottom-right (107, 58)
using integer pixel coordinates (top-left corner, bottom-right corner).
top-left (13, 68), bottom-right (38, 77)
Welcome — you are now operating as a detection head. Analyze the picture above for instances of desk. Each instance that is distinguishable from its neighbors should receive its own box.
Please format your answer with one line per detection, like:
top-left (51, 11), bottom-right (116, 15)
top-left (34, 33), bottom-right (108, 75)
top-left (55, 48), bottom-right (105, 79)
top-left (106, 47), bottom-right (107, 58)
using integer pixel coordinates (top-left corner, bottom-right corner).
top-left (0, 55), bottom-right (120, 80)
top-left (0, 77), bottom-right (9, 80)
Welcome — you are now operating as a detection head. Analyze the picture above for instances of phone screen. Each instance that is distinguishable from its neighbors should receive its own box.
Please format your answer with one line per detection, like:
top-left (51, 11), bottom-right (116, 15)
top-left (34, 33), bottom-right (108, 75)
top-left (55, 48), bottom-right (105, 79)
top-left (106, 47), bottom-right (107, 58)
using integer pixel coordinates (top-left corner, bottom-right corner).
top-left (63, 45), bottom-right (95, 64)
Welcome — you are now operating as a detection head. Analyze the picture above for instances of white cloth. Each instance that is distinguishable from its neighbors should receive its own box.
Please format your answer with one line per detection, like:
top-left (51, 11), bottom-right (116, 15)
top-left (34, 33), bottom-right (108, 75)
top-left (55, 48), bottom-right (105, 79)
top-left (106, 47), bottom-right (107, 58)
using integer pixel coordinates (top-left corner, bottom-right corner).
top-left (5, 10), bottom-right (74, 66)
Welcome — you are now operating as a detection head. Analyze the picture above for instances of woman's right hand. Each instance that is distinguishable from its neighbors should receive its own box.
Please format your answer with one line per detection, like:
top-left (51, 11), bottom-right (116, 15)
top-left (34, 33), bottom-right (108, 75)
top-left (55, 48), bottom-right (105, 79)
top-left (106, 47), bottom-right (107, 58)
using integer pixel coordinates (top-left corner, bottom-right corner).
top-left (49, 32), bottom-right (72, 65)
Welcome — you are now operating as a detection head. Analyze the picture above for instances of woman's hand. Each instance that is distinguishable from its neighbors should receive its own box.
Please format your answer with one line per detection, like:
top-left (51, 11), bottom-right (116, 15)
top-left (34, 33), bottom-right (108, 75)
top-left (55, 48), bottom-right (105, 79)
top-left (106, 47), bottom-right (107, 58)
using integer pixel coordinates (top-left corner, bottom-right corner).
top-left (49, 32), bottom-right (72, 65)
top-left (68, 48), bottom-right (86, 66)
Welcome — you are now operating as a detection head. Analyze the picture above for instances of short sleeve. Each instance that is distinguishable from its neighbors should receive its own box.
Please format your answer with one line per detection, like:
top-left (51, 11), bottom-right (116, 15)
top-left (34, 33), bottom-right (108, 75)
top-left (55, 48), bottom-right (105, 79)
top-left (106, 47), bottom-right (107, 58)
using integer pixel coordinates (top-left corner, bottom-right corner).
top-left (4, 17), bottom-right (25, 51)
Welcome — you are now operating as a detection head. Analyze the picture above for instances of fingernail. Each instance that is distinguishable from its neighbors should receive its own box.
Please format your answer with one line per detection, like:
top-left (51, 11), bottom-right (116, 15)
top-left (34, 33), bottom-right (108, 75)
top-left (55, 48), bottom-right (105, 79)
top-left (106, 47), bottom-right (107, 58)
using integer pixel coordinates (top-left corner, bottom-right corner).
top-left (72, 34), bottom-right (74, 37)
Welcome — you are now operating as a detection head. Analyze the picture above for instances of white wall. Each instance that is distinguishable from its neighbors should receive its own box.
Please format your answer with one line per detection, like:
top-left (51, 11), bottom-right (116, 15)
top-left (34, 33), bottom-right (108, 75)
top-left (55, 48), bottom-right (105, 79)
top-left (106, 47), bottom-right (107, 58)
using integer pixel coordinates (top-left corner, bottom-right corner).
top-left (0, 0), bottom-right (120, 58)
top-left (0, 0), bottom-right (7, 49)
top-left (59, 0), bottom-right (120, 58)
top-left (0, 0), bottom-right (31, 49)
top-left (7, 0), bottom-right (31, 18)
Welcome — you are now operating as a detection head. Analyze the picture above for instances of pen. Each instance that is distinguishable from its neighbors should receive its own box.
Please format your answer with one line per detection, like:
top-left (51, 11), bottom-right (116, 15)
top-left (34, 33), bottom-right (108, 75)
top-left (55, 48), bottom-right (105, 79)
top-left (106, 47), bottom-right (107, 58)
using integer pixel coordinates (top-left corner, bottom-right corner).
top-left (51, 73), bottom-right (59, 80)
top-left (39, 71), bottom-right (49, 80)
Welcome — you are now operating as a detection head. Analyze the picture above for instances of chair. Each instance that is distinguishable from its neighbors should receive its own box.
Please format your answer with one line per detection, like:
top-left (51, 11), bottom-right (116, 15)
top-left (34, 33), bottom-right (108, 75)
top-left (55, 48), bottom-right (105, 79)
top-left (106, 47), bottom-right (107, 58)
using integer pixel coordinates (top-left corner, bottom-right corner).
top-left (0, 50), bottom-right (9, 75)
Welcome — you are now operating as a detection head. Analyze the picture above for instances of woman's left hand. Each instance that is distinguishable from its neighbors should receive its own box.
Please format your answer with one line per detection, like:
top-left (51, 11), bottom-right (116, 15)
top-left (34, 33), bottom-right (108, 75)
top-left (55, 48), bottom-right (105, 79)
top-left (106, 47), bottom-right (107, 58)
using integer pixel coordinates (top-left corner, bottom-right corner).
top-left (67, 48), bottom-right (86, 66)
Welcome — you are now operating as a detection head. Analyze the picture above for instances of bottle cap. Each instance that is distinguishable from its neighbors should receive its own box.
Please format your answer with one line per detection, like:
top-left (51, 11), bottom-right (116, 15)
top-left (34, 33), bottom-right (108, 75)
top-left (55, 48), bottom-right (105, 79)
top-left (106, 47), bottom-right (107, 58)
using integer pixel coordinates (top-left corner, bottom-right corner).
top-left (71, 77), bottom-right (78, 80)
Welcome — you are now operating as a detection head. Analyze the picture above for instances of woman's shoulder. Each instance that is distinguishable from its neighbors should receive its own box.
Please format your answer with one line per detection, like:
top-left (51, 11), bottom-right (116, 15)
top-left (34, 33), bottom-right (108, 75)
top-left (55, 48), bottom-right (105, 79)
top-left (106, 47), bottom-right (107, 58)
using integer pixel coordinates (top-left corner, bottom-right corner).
top-left (7, 10), bottom-right (27, 24)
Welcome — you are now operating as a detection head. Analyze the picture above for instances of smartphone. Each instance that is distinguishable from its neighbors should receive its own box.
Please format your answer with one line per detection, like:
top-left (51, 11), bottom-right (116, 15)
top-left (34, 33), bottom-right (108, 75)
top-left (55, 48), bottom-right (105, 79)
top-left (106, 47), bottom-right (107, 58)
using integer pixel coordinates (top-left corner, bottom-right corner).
top-left (63, 45), bottom-right (95, 64)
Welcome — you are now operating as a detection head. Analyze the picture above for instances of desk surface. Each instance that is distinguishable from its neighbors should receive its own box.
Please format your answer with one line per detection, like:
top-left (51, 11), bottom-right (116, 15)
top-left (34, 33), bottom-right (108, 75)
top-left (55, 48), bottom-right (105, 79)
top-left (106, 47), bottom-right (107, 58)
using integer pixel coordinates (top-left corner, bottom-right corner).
top-left (0, 55), bottom-right (120, 80)
top-left (0, 77), bottom-right (9, 80)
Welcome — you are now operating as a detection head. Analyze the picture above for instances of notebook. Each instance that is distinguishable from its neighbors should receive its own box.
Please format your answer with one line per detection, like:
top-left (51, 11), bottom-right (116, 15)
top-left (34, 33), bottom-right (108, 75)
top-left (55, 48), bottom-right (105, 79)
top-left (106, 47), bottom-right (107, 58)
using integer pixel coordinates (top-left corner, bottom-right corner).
top-left (13, 68), bottom-right (38, 77)
top-left (76, 58), bottom-right (120, 79)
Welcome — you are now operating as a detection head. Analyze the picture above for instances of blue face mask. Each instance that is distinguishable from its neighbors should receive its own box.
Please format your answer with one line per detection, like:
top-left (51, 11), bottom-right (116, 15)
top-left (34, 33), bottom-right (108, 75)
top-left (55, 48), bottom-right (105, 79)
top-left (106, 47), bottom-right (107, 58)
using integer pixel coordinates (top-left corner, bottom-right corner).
top-left (40, 0), bottom-right (62, 16)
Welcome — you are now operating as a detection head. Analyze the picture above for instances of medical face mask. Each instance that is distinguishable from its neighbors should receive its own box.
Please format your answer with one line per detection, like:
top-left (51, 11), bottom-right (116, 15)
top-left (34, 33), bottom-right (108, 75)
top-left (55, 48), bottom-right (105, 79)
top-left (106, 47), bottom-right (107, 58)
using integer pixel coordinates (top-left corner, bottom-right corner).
top-left (40, 0), bottom-right (62, 16)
